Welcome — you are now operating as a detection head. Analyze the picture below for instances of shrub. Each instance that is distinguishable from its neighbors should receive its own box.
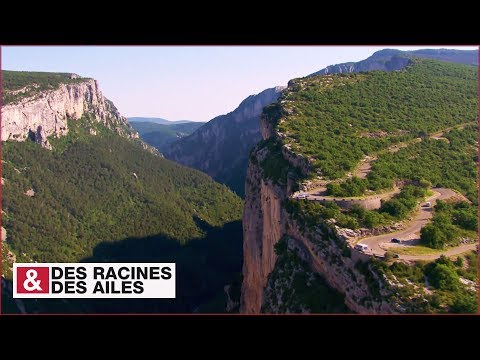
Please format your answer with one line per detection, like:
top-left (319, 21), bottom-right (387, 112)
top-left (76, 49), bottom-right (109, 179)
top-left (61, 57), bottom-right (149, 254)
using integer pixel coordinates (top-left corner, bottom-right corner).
top-left (364, 211), bottom-right (384, 228)
top-left (326, 177), bottom-right (367, 197)
top-left (421, 224), bottom-right (448, 249)
top-left (380, 199), bottom-right (409, 218)
top-left (419, 179), bottom-right (432, 188)
top-left (450, 293), bottom-right (478, 313)
top-left (425, 263), bottom-right (460, 292)
top-left (336, 215), bottom-right (359, 229)
top-left (454, 257), bottom-right (464, 268)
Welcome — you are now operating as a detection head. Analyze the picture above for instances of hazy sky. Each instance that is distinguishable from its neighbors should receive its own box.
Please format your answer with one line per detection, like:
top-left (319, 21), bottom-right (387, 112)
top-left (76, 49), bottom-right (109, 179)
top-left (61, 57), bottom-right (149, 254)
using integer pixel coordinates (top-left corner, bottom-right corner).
top-left (2, 46), bottom-right (477, 122)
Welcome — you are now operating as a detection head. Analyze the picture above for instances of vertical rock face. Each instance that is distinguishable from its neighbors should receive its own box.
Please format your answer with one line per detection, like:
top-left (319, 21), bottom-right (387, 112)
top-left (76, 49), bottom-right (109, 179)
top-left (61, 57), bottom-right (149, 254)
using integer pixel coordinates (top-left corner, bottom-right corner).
top-left (241, 161), bottom-right (286, 313)
top-left (1, 78), bottom-right (139, 145)
top-left (165, 86), bottom-right (284, 196)
top-left (240, 107), bottom-right (291, 312)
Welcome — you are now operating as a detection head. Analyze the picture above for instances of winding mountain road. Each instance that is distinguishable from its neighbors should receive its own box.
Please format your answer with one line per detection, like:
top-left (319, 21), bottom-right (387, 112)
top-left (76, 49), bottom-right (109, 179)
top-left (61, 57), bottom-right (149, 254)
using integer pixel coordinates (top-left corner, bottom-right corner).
top-left (294, 121), bottom-right (476, 203)
top-left (291, 122), bottom-right (477, 261)
top-left (357, 188), bottom-right (475, 260)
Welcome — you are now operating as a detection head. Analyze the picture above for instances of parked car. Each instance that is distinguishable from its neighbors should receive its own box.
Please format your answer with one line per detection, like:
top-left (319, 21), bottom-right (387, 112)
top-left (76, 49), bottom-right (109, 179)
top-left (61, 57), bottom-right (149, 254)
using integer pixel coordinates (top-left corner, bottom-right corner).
top-left (393, 254), bottom-right (400, 258)
top-left (354, 244), bottom-right (369, 252)
top-left (391, 238), bottom-right (401, 243)
top-left (295, 193), bottom-right (309, 200)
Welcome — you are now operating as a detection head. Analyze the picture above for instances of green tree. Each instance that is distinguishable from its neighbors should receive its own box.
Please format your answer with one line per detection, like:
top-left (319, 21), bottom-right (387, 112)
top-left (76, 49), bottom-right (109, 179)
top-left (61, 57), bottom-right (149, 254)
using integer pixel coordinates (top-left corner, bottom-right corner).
top-left (451, 294), bottom-right (478, 313)
top-left (426, 263), bottom-right (460, 291)
top-left (380, 199), bottom-right (408, 218)
top-left (364, 211), bottom-right (383, 228)
top-left (421, 224), bottom-right (447, 249)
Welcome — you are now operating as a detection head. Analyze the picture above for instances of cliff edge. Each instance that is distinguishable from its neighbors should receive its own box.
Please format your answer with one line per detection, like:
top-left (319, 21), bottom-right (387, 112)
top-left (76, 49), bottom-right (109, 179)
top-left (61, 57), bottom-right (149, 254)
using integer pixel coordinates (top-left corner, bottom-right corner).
top-left (1, 71), bottom-right (151, 151)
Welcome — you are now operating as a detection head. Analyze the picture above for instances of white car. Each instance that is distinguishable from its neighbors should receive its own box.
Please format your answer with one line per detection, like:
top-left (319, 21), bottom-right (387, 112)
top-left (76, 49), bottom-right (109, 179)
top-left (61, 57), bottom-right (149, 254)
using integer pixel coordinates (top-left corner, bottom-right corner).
top-left (295, 193), bottom-right (309, 199)
top-left (355, 244), bottom-right (369, 252)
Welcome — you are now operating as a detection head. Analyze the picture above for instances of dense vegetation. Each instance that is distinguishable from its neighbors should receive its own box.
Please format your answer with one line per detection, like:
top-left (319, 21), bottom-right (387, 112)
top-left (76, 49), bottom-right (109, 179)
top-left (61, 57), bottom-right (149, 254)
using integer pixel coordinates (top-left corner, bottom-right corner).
top-left (378, 185), bottom-right (428, 218)
top-left (131, 121), bottom-right (204, 152)
top-left (2, 70), bottom-right (89, 104)
top-left (372, 253), bottom-right (478, 313)
top-left (325, 124), bottom-right (477, 201)
top-left (275, 59), bottom-right (477, 180)
top-left (2, 117), bottom-right (244, 313)
top-left (319, 124), bottom-right (479, 232)
top-left (420, 200), bottom-right (477, 249)
top-left (1, 242), bottom-right (14, 279)
top-left (368, 125), bottom-right (478, 203)
top-left (326, 177), bottom-right (368, 197)
top-left (3, 122), bottom-right (242, 258)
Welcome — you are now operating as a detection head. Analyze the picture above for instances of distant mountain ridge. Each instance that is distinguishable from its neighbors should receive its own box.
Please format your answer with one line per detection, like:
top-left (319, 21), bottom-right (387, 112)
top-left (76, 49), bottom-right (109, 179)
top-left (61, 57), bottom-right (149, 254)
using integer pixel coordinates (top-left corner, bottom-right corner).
top-left (128, 117), bottom-right (196, 125)
top-left (165, 86), bottom-right (285, 196)
top-left (310, 49), bottom-right (478, 76)
top-left (131, 121), bottom-right (205, 152)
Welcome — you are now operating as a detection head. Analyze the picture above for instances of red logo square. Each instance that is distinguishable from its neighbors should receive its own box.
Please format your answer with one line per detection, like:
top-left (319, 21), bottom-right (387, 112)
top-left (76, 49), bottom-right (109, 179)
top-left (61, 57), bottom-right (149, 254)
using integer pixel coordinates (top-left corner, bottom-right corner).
top-left (16, 267), bottom-right (50, 294)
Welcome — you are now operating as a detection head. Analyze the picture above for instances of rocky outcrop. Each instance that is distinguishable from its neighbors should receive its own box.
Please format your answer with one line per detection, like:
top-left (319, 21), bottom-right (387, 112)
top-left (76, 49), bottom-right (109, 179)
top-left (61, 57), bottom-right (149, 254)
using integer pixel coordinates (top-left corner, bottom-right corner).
top-left (335, 222), bottom-right (405, 243)
top-left (24, 189), bottom-right (35, 197)
top-left (1, 77), bottom-right (139, 147)
top-left (311, 54), bottom-right (411, 76)
top-left (165, 86), bottom-right (284, 196)
top-left (241, 140), bottom-right (398, 313)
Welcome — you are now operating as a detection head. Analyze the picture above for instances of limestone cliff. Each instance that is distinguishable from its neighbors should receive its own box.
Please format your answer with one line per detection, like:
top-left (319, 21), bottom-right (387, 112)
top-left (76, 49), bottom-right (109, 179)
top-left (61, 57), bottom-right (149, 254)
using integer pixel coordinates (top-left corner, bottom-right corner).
top-left (1, 74), bottom-right (143, 149)
top-left (241, 162), bottom-right (286, 313)
top-left (165, 86), bottom-right (284, 196)
top-left (241, 98), bottom-right (402, 314)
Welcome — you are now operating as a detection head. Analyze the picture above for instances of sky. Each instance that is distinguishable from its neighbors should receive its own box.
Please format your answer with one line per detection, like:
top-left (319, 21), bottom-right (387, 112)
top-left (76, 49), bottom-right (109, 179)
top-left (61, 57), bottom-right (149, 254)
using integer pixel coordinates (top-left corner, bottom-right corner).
top-left (2, 46), bottom-right (477, 122)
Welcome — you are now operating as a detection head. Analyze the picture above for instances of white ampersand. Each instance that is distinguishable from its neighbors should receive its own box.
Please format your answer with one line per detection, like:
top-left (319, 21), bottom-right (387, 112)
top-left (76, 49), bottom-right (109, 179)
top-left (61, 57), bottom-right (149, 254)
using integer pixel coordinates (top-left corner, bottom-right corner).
top-left (23, 269), bottom-right (43, 291)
